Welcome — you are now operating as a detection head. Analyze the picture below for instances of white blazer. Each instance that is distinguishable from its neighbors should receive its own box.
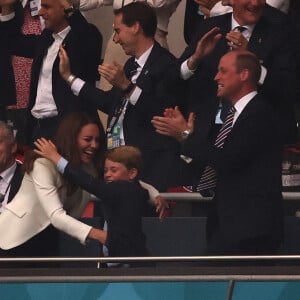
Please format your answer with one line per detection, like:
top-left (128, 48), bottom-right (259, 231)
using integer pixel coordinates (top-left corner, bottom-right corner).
top-left (0, 158), bottom-right (92, 250)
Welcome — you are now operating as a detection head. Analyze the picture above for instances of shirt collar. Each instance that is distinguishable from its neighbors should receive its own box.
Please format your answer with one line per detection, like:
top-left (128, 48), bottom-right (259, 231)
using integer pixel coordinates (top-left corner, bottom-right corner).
top-left (52, 26), bottom-right (71, 41)
top-left (234, 90), bottom-right (258, 118)
top-left (231, 15), bottom-right (255, 36)
top-left (135, 44), bottom-right (154, 69)
top-left (0, 161), bottom-right (17, 185)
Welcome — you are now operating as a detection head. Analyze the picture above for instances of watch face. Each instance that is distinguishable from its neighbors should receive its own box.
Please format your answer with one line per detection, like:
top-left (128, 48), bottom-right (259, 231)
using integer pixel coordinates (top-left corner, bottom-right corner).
top-left (181, 130), bottom-right (190, 139)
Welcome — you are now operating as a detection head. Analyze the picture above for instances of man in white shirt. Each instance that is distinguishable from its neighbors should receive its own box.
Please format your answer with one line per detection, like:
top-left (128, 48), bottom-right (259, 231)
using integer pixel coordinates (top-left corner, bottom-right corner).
top-left (0, 0), bottom-right (102, 144)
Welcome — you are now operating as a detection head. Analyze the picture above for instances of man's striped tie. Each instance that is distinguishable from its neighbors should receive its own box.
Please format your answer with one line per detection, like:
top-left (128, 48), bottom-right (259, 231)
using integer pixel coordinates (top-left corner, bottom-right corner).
top-left (195, 106), bottom-right (236, 192)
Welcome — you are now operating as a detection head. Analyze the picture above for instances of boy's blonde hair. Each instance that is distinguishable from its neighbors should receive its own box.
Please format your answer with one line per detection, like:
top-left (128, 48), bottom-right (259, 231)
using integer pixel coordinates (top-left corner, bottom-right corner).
top-left (105, 146), bottom-right (142, 172)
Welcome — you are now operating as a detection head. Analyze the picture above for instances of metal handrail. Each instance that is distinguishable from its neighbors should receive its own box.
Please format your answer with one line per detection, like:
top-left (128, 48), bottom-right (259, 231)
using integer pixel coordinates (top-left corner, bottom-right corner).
top-left (159, 192), bottom-right (300, 202)
top-left (1, 255), bottom-right (300, 263)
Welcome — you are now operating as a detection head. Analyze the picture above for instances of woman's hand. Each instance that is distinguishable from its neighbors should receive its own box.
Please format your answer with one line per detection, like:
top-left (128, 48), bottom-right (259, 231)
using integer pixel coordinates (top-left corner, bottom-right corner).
top-left (34, 138), bottom-right (62, 165)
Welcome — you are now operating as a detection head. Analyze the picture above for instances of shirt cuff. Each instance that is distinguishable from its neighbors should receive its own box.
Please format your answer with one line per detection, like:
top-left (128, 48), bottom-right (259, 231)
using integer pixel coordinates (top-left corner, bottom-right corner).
top-left (71, 78), bottom-right (85, 96)
top-left (181, 60), bottom-right (195, 80)
top-left (57, 157), bottom-right (69, 174)
top-left (180, 154), bottom-right (193, 164)
top-left (0, 12), bottom-right (15, 21)
top-left (259, 65), bottom-right (267, 85)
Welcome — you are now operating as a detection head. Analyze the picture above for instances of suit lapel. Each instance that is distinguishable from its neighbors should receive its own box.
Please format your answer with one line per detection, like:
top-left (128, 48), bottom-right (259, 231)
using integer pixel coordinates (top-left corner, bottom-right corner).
top-left (135, 42), bottom-right (161, 93)
top-left (248, 17), bottom-right (269, 62)
top-left (217, 14), bottom-right (232, 54)
top-left (226, 95), bottom-right (261, 141)
top-left (7, 163), bottom-right (23, 203)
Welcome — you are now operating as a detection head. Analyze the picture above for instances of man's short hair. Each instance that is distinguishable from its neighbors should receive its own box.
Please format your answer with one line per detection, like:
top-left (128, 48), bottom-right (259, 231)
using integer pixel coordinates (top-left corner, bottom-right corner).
top-left (114, 2), bottom-right (157, 38)
top-left (235, 51), bottom-right (261, 86)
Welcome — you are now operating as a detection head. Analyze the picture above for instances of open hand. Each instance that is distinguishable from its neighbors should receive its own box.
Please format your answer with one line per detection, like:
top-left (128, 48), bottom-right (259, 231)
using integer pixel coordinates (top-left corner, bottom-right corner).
top-left (34, 138), bottom-right (61, 165)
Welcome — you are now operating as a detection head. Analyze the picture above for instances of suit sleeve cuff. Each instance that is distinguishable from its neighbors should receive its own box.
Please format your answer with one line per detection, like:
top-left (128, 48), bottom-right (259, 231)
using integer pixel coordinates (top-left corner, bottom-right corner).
top-left (71, 78), bottom-right (85, 96)
top-left (57, 157), bottom-right (69, 174)
top-left (259, 65), bottom-right (267, 85)
top-left (181, 59), bottom-right (195, 80)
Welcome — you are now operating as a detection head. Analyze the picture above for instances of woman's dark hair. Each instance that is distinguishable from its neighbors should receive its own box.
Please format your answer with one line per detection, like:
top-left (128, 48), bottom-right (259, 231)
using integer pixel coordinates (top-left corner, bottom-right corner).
top-left (23, 112), bottom-right (106, 195)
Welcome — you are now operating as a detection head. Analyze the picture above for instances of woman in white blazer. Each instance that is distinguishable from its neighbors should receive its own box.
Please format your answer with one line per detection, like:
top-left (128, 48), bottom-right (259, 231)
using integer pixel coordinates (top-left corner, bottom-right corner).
top-left (0, 112), bottom-right (107, 259)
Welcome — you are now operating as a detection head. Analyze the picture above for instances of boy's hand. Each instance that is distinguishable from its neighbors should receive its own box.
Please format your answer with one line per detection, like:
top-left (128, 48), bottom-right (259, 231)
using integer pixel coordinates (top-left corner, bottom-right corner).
top-left (154, 195), bottom-right (169, 221)
top-left (34, 138), bottom-right (62, 165)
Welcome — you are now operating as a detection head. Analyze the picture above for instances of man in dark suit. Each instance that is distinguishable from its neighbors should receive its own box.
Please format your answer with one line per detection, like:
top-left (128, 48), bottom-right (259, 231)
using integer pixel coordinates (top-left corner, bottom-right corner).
top-left (153, 50), bottom-right (283, 256)
top-left (0, 122), bottom-right (23, 213)
top-left (58, 2), bottom-right (183, 191)
top-left (177, 0), bottom-right (297, 145)
top-left (0, 0), bottom-right (102, 144)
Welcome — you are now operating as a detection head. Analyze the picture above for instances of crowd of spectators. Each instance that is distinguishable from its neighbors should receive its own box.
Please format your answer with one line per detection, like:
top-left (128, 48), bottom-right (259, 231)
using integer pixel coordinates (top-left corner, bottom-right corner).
top-left (0, 0), bottom-right (300, 263)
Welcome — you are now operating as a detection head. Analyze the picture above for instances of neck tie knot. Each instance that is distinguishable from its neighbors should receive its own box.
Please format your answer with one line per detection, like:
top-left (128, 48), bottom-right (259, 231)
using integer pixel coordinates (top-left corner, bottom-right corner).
top-left (130, 61), bottom-right (140, 77)
top-left (235, 26), bottom-right (247, 33)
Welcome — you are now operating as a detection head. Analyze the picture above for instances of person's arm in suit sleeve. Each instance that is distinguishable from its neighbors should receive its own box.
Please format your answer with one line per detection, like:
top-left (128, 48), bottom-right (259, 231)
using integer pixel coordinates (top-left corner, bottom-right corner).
top-left (59, 44), bottom-right (115, 114)
top-left (64, 10), bottom-right (103, 85)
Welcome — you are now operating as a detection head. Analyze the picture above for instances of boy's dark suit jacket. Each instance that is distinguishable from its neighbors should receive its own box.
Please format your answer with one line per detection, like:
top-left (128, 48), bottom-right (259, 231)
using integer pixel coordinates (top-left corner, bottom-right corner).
top-left (79, 42), bottom-right (184, 191)
top-left (182, 94), bottom-right (283, 254)
top-left (63, 163), bottom-right (149, 258)
top-left (177, 11), bottom-right (297, 144)
top-left (3, 9), bottom-right (102, 140)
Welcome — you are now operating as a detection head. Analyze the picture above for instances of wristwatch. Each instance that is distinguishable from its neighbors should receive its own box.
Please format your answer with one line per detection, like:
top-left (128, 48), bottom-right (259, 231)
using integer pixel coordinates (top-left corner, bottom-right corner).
top-left (64, 6), bottom-right (75, 17)
top-left (181, 129), bottom-right (191, 140)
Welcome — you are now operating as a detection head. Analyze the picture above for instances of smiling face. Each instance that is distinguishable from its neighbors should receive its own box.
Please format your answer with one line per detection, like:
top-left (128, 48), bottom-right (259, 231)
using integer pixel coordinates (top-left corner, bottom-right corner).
top-left (231, 0), bottom-right (265, 25)
top-left (77, 124), bottom-right (100, 165)
top-left (112, 13), bottom-right (137, 56)
top-left (104, 159), bottom-right (137, 183)
top-left (38, 0), bottom-right (69, 32)
top-left (214, 52), bottom-right (243, 103)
